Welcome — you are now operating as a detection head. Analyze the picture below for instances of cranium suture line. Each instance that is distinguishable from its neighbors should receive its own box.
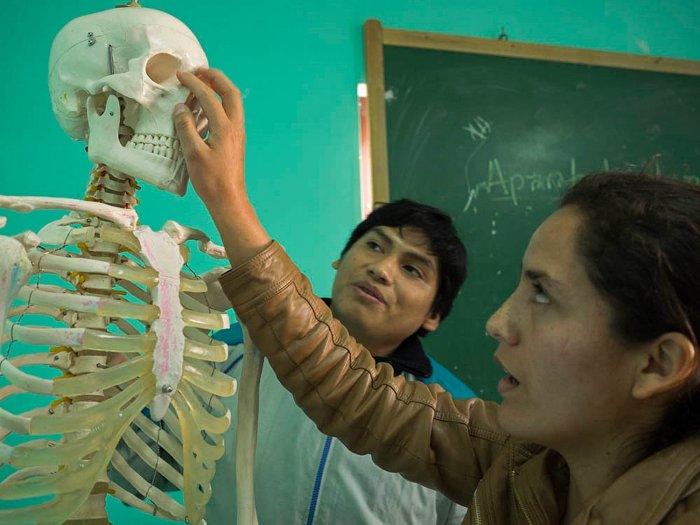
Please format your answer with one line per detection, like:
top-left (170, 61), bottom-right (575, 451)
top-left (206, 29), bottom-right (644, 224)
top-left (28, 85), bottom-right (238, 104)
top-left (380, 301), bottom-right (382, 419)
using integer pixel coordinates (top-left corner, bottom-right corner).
top-left (0, 6), bottom-right (243, 525)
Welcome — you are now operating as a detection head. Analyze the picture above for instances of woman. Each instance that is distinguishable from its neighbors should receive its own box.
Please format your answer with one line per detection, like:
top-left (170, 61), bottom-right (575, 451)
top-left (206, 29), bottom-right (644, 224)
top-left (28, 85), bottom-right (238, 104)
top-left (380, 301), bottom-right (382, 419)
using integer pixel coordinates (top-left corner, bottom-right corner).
top-left (174, 68), bottom-right (700, 524)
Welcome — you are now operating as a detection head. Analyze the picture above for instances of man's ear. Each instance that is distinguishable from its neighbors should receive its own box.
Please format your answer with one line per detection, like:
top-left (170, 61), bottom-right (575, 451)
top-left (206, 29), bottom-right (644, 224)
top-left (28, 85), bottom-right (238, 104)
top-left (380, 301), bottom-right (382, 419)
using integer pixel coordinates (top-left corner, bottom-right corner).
top-left (632, 332), bottom-right (697, 400)
top-left (331, 259), bottom-right (340, 270)
top-left (421, 311), bottom-right (441, 333)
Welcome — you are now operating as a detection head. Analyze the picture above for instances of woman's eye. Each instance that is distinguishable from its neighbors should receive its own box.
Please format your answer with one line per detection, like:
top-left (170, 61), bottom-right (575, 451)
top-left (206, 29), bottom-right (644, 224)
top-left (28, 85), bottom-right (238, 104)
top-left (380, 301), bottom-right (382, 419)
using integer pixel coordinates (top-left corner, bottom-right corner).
top-left (532, 283), bottom-right (550, 304)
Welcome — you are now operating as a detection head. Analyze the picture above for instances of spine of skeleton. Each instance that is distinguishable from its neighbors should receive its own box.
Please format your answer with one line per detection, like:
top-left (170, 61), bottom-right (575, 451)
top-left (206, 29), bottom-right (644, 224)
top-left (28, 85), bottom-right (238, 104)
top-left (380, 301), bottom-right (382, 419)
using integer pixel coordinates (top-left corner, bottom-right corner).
top-left (63, 166), bottom-right (139, 524)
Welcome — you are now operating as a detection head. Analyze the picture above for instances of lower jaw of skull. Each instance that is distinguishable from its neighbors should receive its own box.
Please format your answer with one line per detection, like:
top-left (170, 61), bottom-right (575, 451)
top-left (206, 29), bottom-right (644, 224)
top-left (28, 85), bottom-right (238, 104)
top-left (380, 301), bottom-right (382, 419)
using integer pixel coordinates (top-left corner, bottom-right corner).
top-left (89, 135), bottom-right (186, 196)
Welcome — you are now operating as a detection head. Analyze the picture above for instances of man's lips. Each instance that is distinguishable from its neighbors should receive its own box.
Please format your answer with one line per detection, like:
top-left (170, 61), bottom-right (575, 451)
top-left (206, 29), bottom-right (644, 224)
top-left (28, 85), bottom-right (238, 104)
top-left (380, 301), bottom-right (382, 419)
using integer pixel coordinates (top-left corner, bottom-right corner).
top-left (354, 282), bottom-right (386, 304)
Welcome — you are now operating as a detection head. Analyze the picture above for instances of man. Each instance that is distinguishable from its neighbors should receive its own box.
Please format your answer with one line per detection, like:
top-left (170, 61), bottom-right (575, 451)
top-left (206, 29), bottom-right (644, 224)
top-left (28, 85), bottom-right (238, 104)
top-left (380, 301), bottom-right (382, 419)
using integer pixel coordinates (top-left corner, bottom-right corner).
top-left (207, 199), bottom-right (475, 524)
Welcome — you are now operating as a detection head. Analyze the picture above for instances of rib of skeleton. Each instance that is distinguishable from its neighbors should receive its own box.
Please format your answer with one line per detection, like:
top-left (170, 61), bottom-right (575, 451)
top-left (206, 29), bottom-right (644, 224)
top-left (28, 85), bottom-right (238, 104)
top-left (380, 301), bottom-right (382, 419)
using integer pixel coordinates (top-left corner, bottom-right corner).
top-left (0, 6), bottom-right (257, 525)
top-left (0, 168), bottom-right (235, 525)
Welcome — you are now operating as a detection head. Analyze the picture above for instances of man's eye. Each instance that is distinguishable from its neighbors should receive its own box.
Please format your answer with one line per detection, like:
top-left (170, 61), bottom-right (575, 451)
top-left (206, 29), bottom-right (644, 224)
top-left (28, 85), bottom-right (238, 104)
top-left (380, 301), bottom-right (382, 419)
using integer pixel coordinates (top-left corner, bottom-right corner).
top-left (532, 283), bottom-right (550, 304)
top-left (366, 240), bottom-right (382, 252)
top-left (404, 265), bottom-right (422, 278)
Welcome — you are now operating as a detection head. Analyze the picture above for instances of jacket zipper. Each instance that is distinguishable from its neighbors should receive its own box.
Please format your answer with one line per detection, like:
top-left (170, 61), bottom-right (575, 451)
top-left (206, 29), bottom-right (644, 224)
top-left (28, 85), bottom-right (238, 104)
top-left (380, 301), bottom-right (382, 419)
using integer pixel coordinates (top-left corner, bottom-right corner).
top-left (511, 468), bottom-right (535, 525)
top-left (471, 486), bottom-right (483, 524)
top-left (306, 435), bottom-right (333, 525)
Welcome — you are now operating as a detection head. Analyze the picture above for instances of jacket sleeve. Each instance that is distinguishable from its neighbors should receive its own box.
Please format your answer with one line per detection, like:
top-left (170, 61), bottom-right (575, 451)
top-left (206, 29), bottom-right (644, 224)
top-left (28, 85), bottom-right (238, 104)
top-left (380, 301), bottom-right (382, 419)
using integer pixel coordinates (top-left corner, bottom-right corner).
top-left (219, 241), bottom-right (510, 506)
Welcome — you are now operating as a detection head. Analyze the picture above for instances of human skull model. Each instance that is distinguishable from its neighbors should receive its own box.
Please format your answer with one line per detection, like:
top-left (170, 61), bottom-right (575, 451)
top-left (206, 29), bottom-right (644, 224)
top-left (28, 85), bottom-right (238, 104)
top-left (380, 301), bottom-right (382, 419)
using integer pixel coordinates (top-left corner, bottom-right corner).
top-left (49, 6), bottom-right (208, 195)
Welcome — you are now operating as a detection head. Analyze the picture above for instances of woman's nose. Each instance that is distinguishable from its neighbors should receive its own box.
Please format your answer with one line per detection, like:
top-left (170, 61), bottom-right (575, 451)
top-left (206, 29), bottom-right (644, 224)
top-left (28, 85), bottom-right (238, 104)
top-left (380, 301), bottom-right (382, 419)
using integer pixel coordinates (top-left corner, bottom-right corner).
top-left (486, 296), bottom-right (518, 346)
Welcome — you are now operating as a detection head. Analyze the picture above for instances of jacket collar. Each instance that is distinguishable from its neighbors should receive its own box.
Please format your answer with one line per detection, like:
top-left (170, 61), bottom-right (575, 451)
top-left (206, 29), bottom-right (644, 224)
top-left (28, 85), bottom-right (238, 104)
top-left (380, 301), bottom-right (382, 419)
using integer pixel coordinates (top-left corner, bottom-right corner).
top-left (579, 435), bottom-right (700, 524)
top-left (513, 436), bottom-right (700, 524)
top-left (323, 298), bottom-right (432, 378)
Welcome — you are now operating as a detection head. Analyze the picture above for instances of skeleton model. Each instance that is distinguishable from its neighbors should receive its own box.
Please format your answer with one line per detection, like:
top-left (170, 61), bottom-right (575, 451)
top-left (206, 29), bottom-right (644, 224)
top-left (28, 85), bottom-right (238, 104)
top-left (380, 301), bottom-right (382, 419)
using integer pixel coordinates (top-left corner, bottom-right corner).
top-left (0, 5), bottom-right (263, 524)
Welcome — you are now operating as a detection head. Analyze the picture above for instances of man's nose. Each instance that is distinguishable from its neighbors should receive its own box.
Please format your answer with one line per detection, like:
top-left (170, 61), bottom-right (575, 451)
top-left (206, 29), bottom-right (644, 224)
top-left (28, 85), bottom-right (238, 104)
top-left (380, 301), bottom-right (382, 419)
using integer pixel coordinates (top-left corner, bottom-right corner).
top-left (368, 258), bottom-right (395, 285)
top-left (486, 295), bottom-right (519, 346)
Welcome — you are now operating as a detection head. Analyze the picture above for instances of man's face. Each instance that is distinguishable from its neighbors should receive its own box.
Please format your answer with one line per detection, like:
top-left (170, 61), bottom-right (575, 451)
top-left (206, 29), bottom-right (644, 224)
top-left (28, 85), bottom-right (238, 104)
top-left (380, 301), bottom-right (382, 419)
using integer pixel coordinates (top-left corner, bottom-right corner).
top-left (330, 226), bottom-right (441, 356)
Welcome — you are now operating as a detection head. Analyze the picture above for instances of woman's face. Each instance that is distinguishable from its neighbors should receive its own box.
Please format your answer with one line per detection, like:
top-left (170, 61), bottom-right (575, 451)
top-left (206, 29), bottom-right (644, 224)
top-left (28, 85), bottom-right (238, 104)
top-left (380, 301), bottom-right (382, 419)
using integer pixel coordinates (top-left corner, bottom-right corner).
top-left (486, 206), bottom-right (644, 450)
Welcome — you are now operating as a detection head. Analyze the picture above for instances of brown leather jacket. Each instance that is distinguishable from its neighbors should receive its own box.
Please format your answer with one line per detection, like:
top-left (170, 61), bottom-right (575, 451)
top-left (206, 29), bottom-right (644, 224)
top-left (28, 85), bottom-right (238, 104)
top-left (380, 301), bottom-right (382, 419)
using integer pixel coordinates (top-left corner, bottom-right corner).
top-left (220, 241), bottom-right (700, 525)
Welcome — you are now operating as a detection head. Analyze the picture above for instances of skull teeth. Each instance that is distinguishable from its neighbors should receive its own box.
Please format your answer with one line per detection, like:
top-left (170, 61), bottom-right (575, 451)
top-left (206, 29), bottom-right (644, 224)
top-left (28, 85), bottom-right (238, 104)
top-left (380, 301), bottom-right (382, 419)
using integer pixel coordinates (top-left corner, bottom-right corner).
top-left (126, 133), bottom-right (180, 161)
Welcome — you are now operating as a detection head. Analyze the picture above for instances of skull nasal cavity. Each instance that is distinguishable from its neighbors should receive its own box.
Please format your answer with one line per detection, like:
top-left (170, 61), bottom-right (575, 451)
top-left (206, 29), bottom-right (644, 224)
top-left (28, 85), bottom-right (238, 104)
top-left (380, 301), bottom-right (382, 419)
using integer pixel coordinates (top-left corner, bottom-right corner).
top-left (146, 53), bottom-right (181, 85)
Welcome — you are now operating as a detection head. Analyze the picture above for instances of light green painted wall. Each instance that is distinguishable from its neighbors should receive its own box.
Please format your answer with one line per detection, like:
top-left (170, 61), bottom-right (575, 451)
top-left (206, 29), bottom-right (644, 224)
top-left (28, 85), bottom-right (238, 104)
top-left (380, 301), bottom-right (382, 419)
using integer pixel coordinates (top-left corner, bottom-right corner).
top-left (4, 1), bottom-right (700, 294)
top-left (2, 1), bottom-right (699, 522)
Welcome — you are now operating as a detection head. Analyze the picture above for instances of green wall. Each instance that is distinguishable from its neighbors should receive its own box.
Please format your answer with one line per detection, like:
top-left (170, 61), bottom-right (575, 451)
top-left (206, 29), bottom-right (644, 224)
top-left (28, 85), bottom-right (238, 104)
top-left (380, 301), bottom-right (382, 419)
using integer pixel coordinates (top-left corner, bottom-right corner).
top-left (4, 0), bottom-right (700, 295)
top-left (2, 0), bottom-right (699, 521)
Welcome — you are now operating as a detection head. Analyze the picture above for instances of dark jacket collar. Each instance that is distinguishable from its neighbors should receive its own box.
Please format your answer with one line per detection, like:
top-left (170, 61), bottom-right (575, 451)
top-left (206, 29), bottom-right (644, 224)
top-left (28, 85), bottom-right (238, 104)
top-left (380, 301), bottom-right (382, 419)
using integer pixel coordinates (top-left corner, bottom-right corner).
top-left (323, 298), bottom-right (432, 378)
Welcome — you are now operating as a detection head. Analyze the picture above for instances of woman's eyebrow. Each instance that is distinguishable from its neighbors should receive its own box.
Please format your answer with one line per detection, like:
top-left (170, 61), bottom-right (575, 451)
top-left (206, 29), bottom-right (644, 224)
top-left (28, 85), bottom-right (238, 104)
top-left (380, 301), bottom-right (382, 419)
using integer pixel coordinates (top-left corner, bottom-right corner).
top-left (524, 268), bottom-right (563, 290)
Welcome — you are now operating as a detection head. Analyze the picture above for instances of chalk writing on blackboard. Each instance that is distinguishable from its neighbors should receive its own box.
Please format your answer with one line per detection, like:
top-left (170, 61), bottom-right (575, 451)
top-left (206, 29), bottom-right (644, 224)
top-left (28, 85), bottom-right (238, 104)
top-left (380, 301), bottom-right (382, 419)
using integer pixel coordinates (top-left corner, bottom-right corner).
top-left (462, 116), bottom-right (492, 212)
top-left (463, 116), bottom-right (491, 141)
top-left (463, 157), bottom-right (587, 212)
top-left (462, 155), bottom-right (700, 212)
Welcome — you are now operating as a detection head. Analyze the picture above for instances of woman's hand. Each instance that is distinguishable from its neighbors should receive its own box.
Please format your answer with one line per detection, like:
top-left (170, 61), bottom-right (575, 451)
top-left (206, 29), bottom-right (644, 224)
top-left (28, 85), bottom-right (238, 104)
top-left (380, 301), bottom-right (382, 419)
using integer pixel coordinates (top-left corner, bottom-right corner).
top-left (174, 69), bottom-right (245, 215)
top-left (174, 68), bottom-right (270, 265)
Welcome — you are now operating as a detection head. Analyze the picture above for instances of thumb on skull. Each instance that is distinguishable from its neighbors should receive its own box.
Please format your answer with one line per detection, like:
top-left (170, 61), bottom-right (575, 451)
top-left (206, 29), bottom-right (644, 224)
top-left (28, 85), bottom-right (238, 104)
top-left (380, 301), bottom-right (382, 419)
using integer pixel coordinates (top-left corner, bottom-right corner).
top-left (173, 103), bottom-right (200, 156)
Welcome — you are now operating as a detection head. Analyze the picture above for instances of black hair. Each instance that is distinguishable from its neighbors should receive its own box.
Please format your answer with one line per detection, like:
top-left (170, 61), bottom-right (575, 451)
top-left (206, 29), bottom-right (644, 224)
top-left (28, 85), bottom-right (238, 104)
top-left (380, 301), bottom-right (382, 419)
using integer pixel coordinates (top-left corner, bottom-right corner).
top-left (561, 171), bottom-right (700, 455)
top-left (341, 199), bottom-right (467, 336)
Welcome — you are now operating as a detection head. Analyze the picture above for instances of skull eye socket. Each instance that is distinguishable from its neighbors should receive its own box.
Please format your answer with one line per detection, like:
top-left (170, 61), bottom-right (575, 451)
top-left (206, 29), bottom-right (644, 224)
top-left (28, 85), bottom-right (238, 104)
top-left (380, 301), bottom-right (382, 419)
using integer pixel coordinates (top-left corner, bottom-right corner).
top-left (145, 53), bottom-right (181, 86)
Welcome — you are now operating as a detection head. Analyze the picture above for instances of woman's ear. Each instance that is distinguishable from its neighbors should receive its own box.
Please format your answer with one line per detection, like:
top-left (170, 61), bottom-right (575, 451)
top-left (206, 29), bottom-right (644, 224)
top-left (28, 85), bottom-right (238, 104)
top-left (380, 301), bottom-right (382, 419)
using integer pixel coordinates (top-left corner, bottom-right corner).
top-left (331, 259), bottom-right (340, 270)
top-left (633, 333), bottom-right (697, 399)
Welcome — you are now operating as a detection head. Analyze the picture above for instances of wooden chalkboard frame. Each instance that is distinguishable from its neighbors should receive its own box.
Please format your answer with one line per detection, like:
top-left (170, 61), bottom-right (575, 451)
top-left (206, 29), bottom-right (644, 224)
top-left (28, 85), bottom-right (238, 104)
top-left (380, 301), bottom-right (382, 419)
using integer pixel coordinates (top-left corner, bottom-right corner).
top-left (363, 18), bottom-right (700, 204)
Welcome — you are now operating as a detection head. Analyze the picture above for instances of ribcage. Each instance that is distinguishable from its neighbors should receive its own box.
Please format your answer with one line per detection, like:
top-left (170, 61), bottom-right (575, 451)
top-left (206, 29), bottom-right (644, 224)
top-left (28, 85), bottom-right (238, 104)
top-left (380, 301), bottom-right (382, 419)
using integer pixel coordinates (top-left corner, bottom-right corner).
top-left (0, 217), bottom-right (235, 525)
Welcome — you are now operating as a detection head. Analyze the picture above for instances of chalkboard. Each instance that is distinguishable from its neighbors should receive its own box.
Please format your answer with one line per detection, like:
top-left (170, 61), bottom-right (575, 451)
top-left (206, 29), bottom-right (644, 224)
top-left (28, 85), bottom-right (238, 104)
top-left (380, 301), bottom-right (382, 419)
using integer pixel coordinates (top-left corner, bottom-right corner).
top-left (363, 19), bottom-right (700, 400)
